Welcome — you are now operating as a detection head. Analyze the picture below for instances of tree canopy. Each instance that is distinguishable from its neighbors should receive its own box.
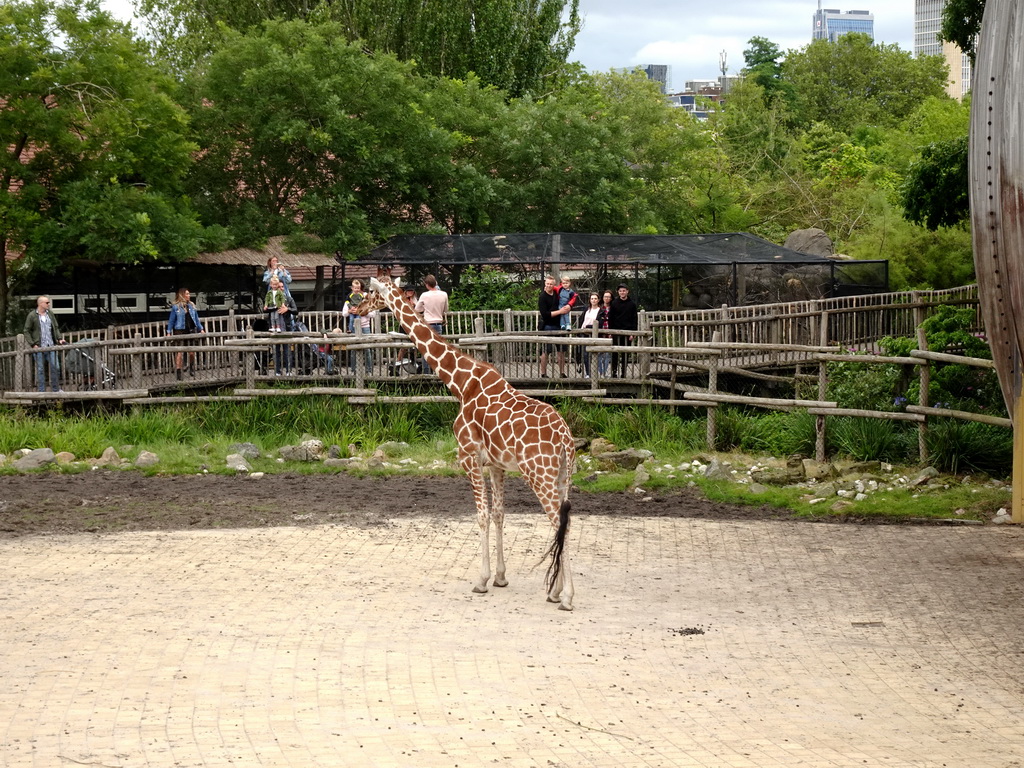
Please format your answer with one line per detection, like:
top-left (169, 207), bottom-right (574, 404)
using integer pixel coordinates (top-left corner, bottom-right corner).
top-left (0, 0), bottom-right (214, 329)
top-left (781, 34), bottom-right (949, 134)
top-left (135, 0), bottom-right (581, 97)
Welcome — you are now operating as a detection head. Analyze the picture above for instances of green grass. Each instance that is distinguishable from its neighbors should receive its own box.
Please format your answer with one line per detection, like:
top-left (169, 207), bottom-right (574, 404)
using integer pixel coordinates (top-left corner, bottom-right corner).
top-left (0, 400), bottom-right (1013, 523)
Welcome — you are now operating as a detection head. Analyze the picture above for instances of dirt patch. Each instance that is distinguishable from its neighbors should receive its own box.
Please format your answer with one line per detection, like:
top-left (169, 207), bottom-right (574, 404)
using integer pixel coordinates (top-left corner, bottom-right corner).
top-left (0, 470), bottom-right (799, 537)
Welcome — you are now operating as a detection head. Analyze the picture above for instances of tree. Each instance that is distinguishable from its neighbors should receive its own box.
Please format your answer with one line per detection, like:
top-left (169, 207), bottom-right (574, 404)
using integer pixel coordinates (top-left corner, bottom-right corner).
top-left (0, 0), bottom-right (207, 331)
top-left (741, 36), bottom-right (796, 111)
top-left (940, 0), bottom-right (986, 61)
top-left (186, 20), bottom-right (462, 253)
top-left (781, 35), bottom-right (950, 134)
top-left (900, 136), bottom-right (969, 230)
top-left (136, 0), bottom-right (581, 97)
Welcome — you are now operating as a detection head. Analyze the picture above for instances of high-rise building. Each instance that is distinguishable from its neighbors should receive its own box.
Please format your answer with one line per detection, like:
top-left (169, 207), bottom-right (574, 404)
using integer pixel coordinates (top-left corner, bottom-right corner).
top-left (643, 64), bottom-right (670, 94)
top-left (611, 64), bottom-right (672, 94)
top-left (812, 5), bottom-right (874, 42)
top-left (914, 0), bottom-right (972, 99)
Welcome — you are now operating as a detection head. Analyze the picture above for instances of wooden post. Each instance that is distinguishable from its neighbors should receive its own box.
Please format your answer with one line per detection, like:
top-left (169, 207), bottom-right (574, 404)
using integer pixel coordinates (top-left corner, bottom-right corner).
top-left (706, 330), bottom-right (719, 450)
top-left (913, 292), bottom-right (930, 463)
top-left (353, 319), bottom-right (365, 388)
top-left (1015, 395), bottom-right (1024, 523)
top-left (14, 334), bottom-right (26, 392)
top-left (245, 325), bottom-right (256, 389)
top-left (474, 317), bottom-right (486, 364)
top-left (816, 303), bottom-right (828, 462)
top-left (131, 333), bottom-right (143, 390)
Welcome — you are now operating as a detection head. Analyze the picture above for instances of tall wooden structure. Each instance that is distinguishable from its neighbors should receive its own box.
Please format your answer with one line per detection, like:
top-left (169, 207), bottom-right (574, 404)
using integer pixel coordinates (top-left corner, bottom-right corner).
top-left (969, 0), bottom-right (1024, 522)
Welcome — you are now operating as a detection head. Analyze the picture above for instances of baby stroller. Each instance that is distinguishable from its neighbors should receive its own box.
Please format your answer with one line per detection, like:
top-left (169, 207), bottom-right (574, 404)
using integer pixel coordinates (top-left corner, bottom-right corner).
top-left (65, 340), bottom-right (117, 390)
top-left (293, 318), bottom-right (335, 375)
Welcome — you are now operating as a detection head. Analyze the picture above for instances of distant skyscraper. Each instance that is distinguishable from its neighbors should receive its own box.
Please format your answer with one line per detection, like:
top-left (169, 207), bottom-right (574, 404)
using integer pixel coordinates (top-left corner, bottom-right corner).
top-left (611, 64), bottom-right (671, 93)
top-left (812, 5), bottom-right (875, 42)
top-left (643, 64), bottom-right (670, 94)
top-left (914, 0), bottom-right (972, 99)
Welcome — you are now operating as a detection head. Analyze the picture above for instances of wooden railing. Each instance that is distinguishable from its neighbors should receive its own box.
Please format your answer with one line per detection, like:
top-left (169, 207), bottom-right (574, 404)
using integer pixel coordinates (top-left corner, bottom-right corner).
top-left (0, 284), bottom-right (985, 406)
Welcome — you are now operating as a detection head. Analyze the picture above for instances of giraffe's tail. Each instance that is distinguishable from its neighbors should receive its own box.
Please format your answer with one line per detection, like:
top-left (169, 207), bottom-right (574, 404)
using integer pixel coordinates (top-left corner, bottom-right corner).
top-left (544, 498), bottom-right (570, 594)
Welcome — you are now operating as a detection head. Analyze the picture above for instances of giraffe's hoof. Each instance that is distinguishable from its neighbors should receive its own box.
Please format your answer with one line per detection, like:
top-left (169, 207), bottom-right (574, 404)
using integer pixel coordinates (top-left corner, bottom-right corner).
top-left (546, 595), bottom-right (560, 603)
top-left (558, 603), bottom-right (574, 612)
top-left (472, 585), bottom-right (489, 594)
top-left (493, 577), bottom-right (509, 588)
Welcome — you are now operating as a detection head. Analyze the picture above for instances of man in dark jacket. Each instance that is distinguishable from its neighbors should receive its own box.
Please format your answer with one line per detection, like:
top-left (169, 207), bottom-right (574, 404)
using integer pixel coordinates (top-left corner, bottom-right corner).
top-left (538, 275), bottom-right (570, 377)
top-left (608, 283), bottom-right (638, 378)
top-left (24, 295), bottom-right (66, 392)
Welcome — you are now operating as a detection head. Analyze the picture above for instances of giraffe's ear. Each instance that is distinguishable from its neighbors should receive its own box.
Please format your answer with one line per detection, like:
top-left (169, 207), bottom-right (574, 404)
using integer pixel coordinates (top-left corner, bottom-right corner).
top-left (369, 277), bottom-right (385, 292)
top-left (394, 278), bottom-right (402, 290)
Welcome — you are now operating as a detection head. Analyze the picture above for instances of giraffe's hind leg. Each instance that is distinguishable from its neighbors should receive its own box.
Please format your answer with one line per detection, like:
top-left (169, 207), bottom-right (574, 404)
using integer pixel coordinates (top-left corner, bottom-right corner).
top-left (459, 451), bottom-right (492, 594)
top-left (489, 467), bottom-right (508, 587)
top-left (521, 466), bottom-right (574, 611)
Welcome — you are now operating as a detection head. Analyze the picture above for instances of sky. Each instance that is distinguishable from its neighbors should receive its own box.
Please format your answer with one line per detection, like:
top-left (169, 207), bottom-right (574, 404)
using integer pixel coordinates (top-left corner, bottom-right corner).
top-left (101, 0), bottom-right (916, 90)
top-left (570, 0), bottom-right (915, 87)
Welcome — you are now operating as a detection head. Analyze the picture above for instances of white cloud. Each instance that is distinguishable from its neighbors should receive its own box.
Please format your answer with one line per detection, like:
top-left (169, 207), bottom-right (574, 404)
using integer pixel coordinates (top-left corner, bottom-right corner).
top-left (571, 0), bottom-right (916, 87)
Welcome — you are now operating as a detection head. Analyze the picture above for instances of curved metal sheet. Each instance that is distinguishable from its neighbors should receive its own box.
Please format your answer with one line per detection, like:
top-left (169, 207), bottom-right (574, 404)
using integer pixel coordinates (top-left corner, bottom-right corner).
top-left (969, 0), bottom-right (1024, 416)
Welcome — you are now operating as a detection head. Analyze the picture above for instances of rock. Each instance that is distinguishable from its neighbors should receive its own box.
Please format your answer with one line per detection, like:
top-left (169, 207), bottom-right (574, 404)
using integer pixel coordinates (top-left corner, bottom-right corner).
top-left (830, 500), bottom-right (854, 512)
top-left (134, 451), bottom-right (159, 468)
top-left (802, 459), bottom-right (836, 481)
top-left (599, 449), bottom-right (652, 471)
top-left (573, 437), bottom-right (590, 452)
top-left (55, 451), bottom-right (76, 464)
top-left (911, 466), bottom-right (940, 487)
top-left (377, 441), bottom-right (409, 458)
top-left (992, 508), bottom-right (1013, 524)
top-left (249, 472), bottom-right (265, 479)
top-left (750, 467), bottom-right (804, 486)
top-left (811, 482), bottom-right (839, 499)
top-left (747, 483), bottom-right (770, 495)
top-left (323, 458), bottom-right (353, 469)
top-left (0, 454), bottom-right (5, 465)
top-left (784, 227), bottom-right (834, 257)
top-left (703, 459), bottom-right (733, 481)
top-left (327, 444), bottom-right (343, 459)
top-left (590, 438), bottom-right (617, 456)
top-left (95, 447), bottom-right (121, 466)
top-left (13, 448), bottom-right (56, 471)
top-left (228, 442), bottom-right (261, 461)
top-left (299, 438), bottom-right (325, 459)
top-left (842, 461), bottom-right (882, 477)
top-left (279, 445), bottom-right (318, 462)
top-left (631, 464), bottom-right (651, 489)
top-left (226, 453), bottom-right (252, 473)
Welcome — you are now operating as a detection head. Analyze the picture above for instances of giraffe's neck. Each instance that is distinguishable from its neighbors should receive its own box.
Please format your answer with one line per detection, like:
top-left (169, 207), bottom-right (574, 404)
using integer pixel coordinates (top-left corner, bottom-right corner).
top-left (383, 286), bottom-right (476, 400)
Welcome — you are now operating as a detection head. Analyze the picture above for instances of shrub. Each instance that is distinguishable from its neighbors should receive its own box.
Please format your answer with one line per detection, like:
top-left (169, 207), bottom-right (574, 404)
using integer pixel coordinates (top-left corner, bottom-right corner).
top-left (831, 417), bottom-right (913, 462)
top-left (924, 419), bottom-right (1012, 476)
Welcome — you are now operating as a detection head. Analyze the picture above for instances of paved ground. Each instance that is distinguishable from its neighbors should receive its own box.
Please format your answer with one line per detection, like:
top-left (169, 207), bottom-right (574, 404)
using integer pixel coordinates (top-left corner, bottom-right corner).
top-left (3, 513), bottom-right (1024, 767)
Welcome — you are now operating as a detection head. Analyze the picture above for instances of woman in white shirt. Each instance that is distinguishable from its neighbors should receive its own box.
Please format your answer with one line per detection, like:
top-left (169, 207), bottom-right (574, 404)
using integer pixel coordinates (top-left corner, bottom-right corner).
top-left (580, 292), bottom-right (603, 378)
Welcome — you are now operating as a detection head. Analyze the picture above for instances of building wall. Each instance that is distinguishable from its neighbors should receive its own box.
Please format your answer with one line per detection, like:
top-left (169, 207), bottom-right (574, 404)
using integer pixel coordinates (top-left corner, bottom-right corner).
top-left (914, 0), bottom-right (972, 99)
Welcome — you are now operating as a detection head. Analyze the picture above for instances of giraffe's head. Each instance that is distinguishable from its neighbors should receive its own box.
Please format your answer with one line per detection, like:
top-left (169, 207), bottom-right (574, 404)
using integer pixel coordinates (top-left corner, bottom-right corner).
top-left (352, 290), bottom-right (387, 316)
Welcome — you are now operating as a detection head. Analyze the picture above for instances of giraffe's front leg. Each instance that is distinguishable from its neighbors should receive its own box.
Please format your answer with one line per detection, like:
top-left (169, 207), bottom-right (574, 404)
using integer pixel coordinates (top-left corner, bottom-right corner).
top-left (489, 467), bottom-right (508, 587)
top-left (461, 453), bottom-right (492, 594)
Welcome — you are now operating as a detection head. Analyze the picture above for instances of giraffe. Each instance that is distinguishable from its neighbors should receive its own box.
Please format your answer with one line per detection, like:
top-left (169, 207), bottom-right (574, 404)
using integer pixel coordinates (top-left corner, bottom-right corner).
top-left (354, 272), bottom-right (577, 610)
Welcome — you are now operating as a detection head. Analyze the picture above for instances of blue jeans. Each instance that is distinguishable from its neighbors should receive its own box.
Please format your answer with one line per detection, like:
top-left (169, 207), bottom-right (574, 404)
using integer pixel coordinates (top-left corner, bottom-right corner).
top-left (421, 323), bottom-right (443, 374)
top-left (34, 347), bottom-right (60, 391)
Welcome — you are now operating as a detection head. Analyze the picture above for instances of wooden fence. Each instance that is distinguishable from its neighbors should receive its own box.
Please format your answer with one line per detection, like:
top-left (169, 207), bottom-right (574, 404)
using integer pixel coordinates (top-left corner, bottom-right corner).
top-left (0, 284), bottom-right (1001, 460)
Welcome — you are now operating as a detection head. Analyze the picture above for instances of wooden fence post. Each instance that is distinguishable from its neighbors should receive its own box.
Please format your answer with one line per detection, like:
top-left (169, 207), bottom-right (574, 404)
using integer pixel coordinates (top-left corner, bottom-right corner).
top-left (815, 302), bottom-right (829, 461)
top-left (245, 325), bottom-right (256, 389)
top-left (913, 291), bottom-right (930, 463)
top-left (14, 334), bottom-right (27, 392)
top-left (706, 330), bottom-right (719, 450)
top-left (131, 333), bottom-right (143, 390)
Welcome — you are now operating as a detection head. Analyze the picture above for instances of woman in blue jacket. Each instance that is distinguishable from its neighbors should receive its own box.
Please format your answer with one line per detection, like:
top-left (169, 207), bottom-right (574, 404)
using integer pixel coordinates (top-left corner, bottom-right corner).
top-left (166, 288), bottom-right (204, 379)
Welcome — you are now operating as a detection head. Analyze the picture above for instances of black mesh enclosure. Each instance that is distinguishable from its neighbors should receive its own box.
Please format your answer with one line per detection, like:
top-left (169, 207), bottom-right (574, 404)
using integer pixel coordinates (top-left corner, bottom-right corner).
top-left (356, 233), bottom-right (888, 310)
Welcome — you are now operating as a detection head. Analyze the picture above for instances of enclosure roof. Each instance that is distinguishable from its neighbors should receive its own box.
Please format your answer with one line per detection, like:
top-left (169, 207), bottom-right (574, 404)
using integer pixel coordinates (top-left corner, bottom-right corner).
top-left (192, 236), bottom-right (338, 269)
top-left (360, 232), bottom-right (847, 267)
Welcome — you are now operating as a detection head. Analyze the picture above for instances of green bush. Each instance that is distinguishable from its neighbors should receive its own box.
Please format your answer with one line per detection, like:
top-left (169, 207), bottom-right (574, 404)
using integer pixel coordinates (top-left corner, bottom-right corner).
top-left (831, 417), bottom-right (913, 462)
top-left (924, 419), bottom-right (1012, 475)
